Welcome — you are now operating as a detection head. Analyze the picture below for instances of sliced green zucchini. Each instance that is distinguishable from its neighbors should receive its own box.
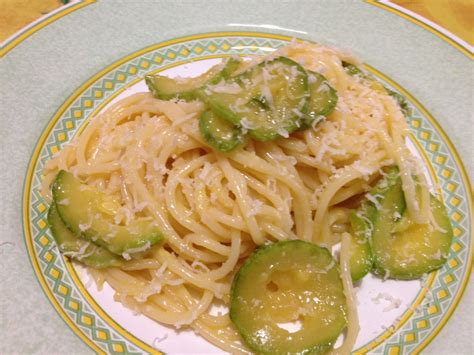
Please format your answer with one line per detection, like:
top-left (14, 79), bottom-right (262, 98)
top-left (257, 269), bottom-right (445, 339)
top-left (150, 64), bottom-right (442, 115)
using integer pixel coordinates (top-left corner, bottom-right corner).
top-left (348, 210), bottom-right (374, 282)
top-left (346, 168), bottom-right (402, 282)
top-left (342, 61), bottom-right (365, 77)
top-left (48, 202), bottom-right (125, 268)
top-left (53, 170), bottom-right (164, 256)
top-left (372, 184), bottom-right (453, 280)
top-left (203, 56), bottom-right (310, 141)
top-left (366, 167), bottom-right (453, 279)
top-left (300, 71), bottom-right (338, 129)
top-left (199, 110), bottom-right (244, 152)
top-left (145, 57), bottom-right (241, 101)
top-left (251, 95), bottom-right (271, 110)
top-left (230, 240), bottom-right (347, 354)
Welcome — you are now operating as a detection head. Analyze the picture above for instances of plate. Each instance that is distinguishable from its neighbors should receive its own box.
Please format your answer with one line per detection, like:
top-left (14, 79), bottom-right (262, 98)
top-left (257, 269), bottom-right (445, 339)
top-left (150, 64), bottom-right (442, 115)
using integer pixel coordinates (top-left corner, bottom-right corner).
top-left (1, 1), bottom-right (471, 353)
top-left (22, 32), bottom-right (472, 354)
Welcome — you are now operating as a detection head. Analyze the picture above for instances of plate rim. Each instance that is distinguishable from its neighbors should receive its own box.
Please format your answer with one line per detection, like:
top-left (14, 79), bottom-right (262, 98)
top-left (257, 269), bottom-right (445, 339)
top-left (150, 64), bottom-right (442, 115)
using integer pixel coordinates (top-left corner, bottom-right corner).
top-left (2, 0), bottom-right (472, 59)
top-left (22, 31), bottom-right (473, 354)
top-left (0, 0), bottom-right (96, 56)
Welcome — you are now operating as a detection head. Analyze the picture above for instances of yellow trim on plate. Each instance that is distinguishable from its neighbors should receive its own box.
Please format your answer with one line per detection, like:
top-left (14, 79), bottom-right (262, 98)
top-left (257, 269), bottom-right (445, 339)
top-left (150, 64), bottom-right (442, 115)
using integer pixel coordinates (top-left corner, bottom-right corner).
top-left (365, 0), bottom-right (473, 59)
top-left (64, 262), bottom-right (161, 354)
top-left (0, 0), bottom-right (96, 57)
top-left (353, 272), bottom-right (437, 354)
top-left (23, 167), bottom-right (104, 353)
top-left (23, 31), bottom-right (473, 354)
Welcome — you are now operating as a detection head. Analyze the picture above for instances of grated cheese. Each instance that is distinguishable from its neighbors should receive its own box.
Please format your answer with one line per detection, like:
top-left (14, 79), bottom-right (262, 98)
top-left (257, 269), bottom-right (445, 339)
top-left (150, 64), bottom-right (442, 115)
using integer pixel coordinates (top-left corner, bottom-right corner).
top-left (207, 80), bottom-right (242, 94)
top-left (240, 117), bottom-right (254, 130)
top-left (365, 193), bottom-right (383, 210)
top-left (62, 241), bottom-right (92, 259)
top-left (115, 206), bottom-right (133, 225)
top-left (198, 162), bottom-right (213, 181)
top-left (311, 116), bottom-right (325, 131)
top-left (261, 85), bottom-right (274, 105)
top-left (355, 211), bottom-right (374, 239)
top-left (57, 198), bottom-right (70, 206)
top-left (289, 65), bottom-right (299, 82)
top-left (133, 201), bottom-right (152, 212)
top-left (428, 209), bottom-right (447, 233)
top-left (78, 219), bottom-right (93, 232)
top-left (152, 334), bottom-right (169, 349)
top-left (121, 241), bottom-right (151, 260)
top-left (246, 199), bottom-right (264, 217)
top-left (352, 161), bottom-right (375, 180)
top-left (371, 292), bottom-right (402, 312)
top-left (291, 108), bottom-right (304, 118)
top-left (277, 127), bottom-right (289, 138)
top-left (316, 83), bottom-right (330, 93)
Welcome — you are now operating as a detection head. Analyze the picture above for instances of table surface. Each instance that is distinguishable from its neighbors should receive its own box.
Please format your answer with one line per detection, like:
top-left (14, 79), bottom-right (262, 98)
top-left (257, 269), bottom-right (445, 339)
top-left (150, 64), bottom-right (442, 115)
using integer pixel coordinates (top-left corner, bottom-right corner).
top-left (1, 0), bottom-right (473, 45)
top-left (1, 1), bottom-right (472, 354)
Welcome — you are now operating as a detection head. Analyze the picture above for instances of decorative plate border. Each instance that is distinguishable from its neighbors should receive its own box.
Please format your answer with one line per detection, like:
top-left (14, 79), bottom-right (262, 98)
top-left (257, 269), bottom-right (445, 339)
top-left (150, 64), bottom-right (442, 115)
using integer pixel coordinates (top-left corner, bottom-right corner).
top-left (22, 32), bottom-right (472, 354)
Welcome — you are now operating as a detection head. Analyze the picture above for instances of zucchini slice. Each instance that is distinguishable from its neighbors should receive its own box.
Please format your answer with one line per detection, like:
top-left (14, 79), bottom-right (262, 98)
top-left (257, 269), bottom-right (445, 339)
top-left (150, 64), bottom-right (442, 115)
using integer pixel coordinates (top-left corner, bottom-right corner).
top-left (199, 110), bottom-right (244, 152)
top-left (145, 57), bottom-right (241, 101)
top-left (53, 170), bottom-right (164, 256)
top-left (348, 210), bottom-right (374, 282)
top-left (230, 240), bottom-right (347, 354)
top-left (366, 168), bottom-right (453, 279)
top-left (48, 202), bottom-right (125, 268)
top-left (372, 192), bottom-right (453, 280)
top-left (346, 168), bottom-right (400, 283)
top-left (204, 56), bottom-right (310, 141)
top-left (300, 71), bottom-right (338, 129)
top-left (342, 62), bottom-right (364, 77)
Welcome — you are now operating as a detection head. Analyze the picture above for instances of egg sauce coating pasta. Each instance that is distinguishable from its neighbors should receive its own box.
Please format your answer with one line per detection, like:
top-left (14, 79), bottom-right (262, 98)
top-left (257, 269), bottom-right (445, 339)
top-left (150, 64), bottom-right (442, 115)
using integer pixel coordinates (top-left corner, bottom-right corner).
top-left (42, 42), bottom-right (429, 353)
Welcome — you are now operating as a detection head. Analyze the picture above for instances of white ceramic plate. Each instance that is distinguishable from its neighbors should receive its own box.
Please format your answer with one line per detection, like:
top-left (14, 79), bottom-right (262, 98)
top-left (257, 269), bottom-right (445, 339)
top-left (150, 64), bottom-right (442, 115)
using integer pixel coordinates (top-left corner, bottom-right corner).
top-left (22, 32), bottom-right (472, 354)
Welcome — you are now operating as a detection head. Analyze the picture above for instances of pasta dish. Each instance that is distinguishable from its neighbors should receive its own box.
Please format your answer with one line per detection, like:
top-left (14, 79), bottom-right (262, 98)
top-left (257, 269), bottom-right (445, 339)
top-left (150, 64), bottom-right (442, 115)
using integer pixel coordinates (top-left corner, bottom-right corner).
top-left (42, 41), bottom-right (452, 354)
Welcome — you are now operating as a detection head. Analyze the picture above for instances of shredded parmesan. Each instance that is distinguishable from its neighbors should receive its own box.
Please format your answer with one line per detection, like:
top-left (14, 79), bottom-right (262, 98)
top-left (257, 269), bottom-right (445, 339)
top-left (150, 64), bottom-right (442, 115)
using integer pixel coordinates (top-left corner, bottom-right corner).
top-left (261, 85), bottom-right (274, 105)
top-left (62, 242), bottom-right (95, 261)
top-left (122, 241), bottom-right (151, 260)
top-left (277, 127), bottom-right (289, 138)
top-left (78, 219), bottom-right (93, 232)
top-left (352, 161), bottom-right (375, 180)
top-left (371, 292), bottom-right (402, 312)
top-left (246, 199), bottom-right (263, 217)
top-left (57, 198), bottom-right (70, 206)
top-left (365, 193), bottom-right (383, 210)
top-left (152, 334), bottom-right (169, 348)
top-left (207, 80), bottom-right (242, 94)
